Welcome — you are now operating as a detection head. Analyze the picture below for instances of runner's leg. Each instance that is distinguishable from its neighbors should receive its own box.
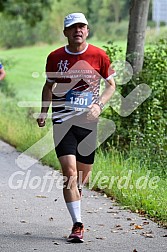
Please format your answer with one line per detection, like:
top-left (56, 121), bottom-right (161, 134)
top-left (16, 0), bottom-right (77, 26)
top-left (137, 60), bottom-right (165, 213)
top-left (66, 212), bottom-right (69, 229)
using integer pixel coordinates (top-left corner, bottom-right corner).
top-left (77, 161), bottom-right (92, 194)
top-left (59, 155), bottom-right (82, 224)
top-left (59, 155), bottom-right (80, 202)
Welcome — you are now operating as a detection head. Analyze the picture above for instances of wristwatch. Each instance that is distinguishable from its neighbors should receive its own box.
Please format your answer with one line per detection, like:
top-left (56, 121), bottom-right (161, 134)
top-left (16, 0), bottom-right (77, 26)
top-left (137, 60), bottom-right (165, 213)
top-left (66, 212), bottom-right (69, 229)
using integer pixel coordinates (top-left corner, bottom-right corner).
top-left (94, 101), bottom-right (104, 112)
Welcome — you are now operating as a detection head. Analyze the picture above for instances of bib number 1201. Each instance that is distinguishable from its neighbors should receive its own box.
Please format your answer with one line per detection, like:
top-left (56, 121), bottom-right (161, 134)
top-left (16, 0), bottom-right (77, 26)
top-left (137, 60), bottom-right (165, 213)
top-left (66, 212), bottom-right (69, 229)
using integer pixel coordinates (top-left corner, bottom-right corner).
top-left (70, 96), bottom-right (88, 106)
top-left (66, 90), bottom-right (93, 110)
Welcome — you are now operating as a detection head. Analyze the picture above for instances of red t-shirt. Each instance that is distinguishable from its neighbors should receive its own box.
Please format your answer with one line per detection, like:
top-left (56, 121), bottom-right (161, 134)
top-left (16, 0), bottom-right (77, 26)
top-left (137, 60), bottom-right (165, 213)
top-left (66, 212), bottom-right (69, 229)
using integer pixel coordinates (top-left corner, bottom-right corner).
top-left (45, 44), bottom-right (115, 124)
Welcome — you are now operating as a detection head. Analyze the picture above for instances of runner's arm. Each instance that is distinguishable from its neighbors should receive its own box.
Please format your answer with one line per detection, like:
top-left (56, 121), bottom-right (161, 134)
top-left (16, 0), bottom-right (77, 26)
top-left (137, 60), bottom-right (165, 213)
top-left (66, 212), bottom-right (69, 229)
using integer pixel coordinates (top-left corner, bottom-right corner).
top-left (98, 77), bottom-right (116, 106)
top-left (87, 77), bottom-right (115, 119)
top-left (37, 81), bottom-right (54, 127)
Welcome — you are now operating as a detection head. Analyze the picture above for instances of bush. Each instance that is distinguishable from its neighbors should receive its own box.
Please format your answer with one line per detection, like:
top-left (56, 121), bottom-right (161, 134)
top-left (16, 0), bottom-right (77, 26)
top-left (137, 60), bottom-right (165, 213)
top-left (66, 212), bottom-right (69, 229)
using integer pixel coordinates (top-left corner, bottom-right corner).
top-left (0, 13), bottom-right (58, 48)
top-left (0, 15), bottom-right (32, 48)
top-left (103, 39), bottom-right (167, 175)
top-left (134, 38), bottom-right (167, 174)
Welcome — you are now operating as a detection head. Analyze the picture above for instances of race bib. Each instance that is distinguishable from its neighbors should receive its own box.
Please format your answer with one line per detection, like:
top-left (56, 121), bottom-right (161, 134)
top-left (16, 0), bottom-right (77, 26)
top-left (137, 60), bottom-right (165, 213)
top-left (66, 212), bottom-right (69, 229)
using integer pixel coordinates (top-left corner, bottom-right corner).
top-left (65, 90), bottom-right (93, 111)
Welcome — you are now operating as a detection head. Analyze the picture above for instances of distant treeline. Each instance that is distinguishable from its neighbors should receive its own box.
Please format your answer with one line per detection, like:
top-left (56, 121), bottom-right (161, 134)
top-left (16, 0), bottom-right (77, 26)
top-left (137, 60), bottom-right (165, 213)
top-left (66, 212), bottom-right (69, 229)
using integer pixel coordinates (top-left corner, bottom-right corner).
top-left (0, 0), bottom-right (156, 48)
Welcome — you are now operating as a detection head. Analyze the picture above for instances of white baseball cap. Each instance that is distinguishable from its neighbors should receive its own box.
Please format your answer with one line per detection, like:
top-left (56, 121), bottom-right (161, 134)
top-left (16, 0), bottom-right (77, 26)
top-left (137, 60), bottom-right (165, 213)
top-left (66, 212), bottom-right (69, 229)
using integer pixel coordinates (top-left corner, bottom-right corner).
top-left (64, 13), bottom-right (88, 28)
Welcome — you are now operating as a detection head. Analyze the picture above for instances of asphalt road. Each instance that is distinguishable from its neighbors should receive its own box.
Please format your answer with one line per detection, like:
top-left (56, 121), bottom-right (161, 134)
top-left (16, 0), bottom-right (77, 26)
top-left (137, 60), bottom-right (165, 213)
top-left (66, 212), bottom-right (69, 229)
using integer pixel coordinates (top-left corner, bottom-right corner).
top-left (0, 140), bottom-right (166, 252)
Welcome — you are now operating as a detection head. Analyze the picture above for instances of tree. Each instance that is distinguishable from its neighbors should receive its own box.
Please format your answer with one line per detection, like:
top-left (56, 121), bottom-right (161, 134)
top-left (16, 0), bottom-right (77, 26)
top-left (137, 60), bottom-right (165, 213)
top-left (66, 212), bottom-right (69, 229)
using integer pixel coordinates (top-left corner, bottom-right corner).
top-left (126, 0), bottom-right (151, 74)
top-left (0, 0), bottom-right (52, 26)
top-left (108, 0), bottom-right (126, 23)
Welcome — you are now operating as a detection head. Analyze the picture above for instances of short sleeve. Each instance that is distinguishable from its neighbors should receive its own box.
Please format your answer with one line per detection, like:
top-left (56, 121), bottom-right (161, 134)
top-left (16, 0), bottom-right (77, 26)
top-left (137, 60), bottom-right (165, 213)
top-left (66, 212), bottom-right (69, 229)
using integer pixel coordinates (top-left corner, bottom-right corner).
top-left (0, 62), bottom-right (3, 69)
top-left (45, 54), bottom-right (55, 83)
top-left (100, 54), bottom-right (116, 80)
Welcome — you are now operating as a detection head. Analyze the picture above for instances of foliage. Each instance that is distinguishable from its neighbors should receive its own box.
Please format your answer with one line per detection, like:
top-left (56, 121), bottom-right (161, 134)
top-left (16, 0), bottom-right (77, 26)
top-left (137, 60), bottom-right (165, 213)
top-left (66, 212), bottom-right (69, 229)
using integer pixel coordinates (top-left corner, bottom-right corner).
top-left (103, 39), bottom-right (167, 175)
top-left (0, 0), bottom-right (54, 48)
top-left (0, 0), bottom-right (158, 48)
top-left (103, 40), bottom-right (124, 61)
top-left (134, 38), bottom-right (167, 174)
top-left (93, 21), bottom-right (129, 41)
top-left (0, 15), bottom-right (32, 48)
top-left (0, 0), bottom-right (52, 26)
top-left (0, 0), bottom-right (130, 48)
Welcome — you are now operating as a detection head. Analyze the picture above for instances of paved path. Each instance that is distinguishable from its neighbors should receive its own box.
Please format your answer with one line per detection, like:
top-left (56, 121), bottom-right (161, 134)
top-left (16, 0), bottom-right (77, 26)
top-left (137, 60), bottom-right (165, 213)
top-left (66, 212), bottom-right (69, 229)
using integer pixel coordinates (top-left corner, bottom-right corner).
top-left (0, 140), bottom-right (166, 252)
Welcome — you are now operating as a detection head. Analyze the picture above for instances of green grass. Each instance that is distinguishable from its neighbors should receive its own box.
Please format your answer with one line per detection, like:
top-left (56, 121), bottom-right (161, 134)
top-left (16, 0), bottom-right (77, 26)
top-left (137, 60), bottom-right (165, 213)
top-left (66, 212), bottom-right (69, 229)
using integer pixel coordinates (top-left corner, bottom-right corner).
top-left (0, 41), bottom-right (166, 226)
top-left (91, 150), bottom-right (167, 225)
top-left (0, 44), bottom-right (61, 100)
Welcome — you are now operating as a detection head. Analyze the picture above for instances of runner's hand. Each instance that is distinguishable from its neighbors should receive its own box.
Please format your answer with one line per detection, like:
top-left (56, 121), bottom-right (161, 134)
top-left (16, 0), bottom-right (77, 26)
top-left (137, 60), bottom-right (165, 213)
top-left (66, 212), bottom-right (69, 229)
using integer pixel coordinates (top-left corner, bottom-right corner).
top-left (87, 104), bottom-right (101, 120)
top-left (37, 113), bottom-right (47, 127)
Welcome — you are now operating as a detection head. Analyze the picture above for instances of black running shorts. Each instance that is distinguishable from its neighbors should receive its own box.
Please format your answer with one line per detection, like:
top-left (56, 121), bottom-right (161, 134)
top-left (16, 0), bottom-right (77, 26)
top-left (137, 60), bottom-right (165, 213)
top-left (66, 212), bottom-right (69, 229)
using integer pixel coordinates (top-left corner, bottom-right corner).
top-left (53, 123), bottom-right (97, 164)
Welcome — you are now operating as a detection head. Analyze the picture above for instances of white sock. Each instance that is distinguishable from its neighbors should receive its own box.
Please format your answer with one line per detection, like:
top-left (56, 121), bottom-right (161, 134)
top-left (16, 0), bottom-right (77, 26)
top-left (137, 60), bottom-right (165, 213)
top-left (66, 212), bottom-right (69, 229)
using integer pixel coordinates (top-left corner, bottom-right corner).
top-left (66, 200), bottom-right (82, 224)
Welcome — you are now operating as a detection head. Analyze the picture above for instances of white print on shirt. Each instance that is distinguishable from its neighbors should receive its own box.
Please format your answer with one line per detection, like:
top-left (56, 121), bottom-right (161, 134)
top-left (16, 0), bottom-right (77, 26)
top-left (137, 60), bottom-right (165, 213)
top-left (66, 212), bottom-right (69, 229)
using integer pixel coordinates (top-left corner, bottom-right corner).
top-left (57, 60), bottom-right (70, 74)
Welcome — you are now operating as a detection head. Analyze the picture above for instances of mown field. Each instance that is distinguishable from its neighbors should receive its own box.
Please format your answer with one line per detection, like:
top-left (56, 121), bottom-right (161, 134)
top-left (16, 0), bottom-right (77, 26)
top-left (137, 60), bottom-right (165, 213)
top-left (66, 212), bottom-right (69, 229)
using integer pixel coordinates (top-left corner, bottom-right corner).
top-left (0, 40), bottom-right (166, 226)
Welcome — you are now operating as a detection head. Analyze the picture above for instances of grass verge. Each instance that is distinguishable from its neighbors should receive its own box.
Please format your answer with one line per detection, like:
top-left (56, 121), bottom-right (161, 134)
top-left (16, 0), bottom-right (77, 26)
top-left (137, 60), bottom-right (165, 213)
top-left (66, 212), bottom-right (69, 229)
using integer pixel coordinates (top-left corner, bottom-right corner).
top-left (91, 150), bottom-right (167, 226)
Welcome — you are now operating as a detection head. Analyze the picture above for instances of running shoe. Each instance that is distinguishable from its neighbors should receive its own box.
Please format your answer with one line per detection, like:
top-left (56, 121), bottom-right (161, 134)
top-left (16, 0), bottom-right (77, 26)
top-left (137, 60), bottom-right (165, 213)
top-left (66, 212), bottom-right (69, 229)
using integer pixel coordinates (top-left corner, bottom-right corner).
top-left (67, 222), bottom-right (84, 243)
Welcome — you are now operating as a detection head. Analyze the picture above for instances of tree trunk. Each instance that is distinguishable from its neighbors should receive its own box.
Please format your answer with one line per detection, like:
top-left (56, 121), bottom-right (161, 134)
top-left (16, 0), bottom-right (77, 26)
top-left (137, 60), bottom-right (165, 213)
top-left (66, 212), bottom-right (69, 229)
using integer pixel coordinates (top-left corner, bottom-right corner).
top-left (126, 0), bottom-right (150, 74)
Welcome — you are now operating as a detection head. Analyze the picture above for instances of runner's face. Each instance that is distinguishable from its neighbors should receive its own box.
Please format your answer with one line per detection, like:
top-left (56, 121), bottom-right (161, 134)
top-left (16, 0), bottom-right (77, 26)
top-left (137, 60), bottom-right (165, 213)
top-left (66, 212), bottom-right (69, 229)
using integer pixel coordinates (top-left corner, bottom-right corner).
top-left (64, 23), bottom-right (89, 45)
